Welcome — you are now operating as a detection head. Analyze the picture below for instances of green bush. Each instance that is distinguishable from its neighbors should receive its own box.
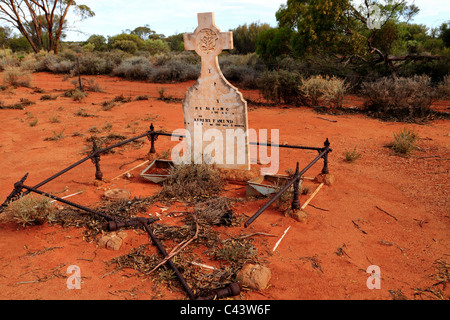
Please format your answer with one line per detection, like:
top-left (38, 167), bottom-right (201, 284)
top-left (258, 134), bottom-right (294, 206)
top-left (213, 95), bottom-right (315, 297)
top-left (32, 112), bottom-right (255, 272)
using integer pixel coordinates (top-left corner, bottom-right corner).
top-left (256, 69), bottom-right (304, 105)
top-left (85, 34), bottom-right (107, 51)
top-left (221, 64), bottom-right (260, 89)
top-left (396, 59), bottom-right (450, 84)
top-left (362, 75), bottom-right (433, 122)
top-left (152, 51), bottom-right (200, 66)
top-left (112, 40), bottom-right (138, 54)
top-left (144, 39), bottom-right (170, 55)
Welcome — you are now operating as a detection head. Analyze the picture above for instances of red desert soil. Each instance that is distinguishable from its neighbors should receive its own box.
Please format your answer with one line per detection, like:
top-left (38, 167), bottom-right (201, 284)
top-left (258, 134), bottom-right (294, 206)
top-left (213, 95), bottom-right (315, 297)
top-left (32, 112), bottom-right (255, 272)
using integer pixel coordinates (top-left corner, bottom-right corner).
top-left (0, 72), bottom-right (448, 300)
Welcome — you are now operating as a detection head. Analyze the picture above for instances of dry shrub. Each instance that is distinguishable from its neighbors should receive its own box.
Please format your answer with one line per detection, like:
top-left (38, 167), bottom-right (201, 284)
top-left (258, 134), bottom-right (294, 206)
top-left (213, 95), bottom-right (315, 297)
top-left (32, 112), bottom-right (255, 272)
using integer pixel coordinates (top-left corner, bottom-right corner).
top-left (322, 77), bottom-right (348, 108)
top-left (213, 238), bottom-right (257, 263)
top-left (158, 163), bottom-right (225, 202)
top-left (113, 56), bottom-right (153, 80)
top-left (54, 196), bottom-right (155, 242)
top-left (70, 77), bottom-right (103, 92)
top-left (0, 49), bottom-right (20, 71)
top-left (64, 88), bottom-right (87, 101)
top-left (77, 52), bottom-right (120, 75)
top-left (194, 197), bottom-right (234, 226)
top-left (2, 67), bottom-right (32, 88)
top-left (300, 75), bottom-right (348, 108)
top-left (4, 194), bottom-right (55, 227)
top-left (0, 97), bottom-right (35, 110)
top-left (300, 75), bottom-right (327, 107)
top-left (150, 60), bottom-right (199, 83)
top-left (362, 75), bottom-right (433, 122)
top-left (436, 75), bottom-right (450, 99)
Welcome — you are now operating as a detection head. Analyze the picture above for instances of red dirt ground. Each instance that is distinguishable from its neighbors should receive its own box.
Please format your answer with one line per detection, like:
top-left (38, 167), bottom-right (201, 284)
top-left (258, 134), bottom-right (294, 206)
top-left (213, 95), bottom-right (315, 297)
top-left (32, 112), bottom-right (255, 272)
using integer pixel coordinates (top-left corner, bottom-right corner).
top-left (0, 72), bottom-right (448, 300)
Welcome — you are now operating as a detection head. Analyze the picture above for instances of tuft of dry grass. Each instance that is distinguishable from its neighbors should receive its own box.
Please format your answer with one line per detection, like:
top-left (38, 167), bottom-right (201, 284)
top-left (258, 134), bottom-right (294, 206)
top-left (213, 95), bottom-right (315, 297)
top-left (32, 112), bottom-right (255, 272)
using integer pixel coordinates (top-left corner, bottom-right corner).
top-left (44, 128), bottom-right (66, 141)
top-left (64, 88), bottom-right (87, 101)
top-left (2, 67), bottom-right (32, 88)
top-left (4, 194), bottom-right (56, 227)
top-left (387, 127), bottom-right (418, 156)
top-left (343, 146), bottom-right (362, 163)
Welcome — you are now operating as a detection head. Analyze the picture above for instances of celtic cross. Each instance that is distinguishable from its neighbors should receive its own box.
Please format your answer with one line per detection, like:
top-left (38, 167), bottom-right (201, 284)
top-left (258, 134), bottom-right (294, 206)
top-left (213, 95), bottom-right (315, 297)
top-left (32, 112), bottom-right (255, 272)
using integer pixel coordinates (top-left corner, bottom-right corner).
top-left (183, 12), bottom-right (233, 79)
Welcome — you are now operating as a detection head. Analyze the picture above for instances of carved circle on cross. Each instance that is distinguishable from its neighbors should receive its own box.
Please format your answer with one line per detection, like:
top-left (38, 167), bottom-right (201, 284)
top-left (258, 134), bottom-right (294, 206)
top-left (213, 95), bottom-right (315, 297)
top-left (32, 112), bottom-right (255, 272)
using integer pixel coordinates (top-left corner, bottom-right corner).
top-left (197, 28), bottom-right (219, 54)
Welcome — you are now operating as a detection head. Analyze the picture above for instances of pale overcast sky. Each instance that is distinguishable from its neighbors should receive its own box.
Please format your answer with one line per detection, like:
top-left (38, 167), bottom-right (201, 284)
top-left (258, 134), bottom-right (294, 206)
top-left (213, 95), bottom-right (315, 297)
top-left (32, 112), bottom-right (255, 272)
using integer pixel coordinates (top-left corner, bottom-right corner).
top-left (64, 0), bottom-right (450, 41)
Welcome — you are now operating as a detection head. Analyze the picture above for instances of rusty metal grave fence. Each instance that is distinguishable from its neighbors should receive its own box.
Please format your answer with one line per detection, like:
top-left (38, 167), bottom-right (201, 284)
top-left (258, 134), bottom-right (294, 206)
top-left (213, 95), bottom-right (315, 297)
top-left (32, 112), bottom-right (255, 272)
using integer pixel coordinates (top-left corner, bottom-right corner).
top-left (0, 123), bottom-right (332, 299)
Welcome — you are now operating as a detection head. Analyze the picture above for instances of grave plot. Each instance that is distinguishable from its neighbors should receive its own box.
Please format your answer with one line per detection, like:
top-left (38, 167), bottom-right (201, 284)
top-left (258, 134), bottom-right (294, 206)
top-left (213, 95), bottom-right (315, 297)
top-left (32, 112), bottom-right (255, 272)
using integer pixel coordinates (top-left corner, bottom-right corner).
top-left (0, 12), bottom-right (334, 300)
top-left (0, 121), bottom-right (332, 299)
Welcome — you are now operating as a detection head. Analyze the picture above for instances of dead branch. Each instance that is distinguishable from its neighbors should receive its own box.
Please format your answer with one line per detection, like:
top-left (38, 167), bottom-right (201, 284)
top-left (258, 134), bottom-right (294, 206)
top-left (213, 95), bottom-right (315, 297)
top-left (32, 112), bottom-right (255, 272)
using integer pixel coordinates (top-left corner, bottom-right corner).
top-left (317, 117), bottom-right (337, 123)
top-left (352, 220), bottom-right (367, 234)
top-left (223, 232), bottom-right (276, 242)
top-left (375, 206), bottom-right (398, 221)
top-left (147, 215), bottom-right (199, 274)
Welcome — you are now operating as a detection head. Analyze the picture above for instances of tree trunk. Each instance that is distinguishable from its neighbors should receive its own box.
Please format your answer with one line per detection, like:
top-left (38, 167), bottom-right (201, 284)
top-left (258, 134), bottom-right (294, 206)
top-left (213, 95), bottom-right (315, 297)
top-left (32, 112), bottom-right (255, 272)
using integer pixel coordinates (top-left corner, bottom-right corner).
top-left (8, 2), bottom-right (40, 53)
top-left (24, 1), bottom-right (44, 50)
top-left (53, 0), bottom-right (73, 54)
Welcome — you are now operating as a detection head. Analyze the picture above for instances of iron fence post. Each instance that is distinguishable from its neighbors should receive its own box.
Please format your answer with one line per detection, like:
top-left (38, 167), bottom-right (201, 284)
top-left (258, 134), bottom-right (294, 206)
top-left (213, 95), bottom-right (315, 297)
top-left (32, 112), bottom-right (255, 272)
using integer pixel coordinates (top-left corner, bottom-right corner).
top-left (91, 139), bottom-right (103, 181)
top-left (148, 123), bottom-right (158, 154)
top-left (291, 162), bottom-right (301, 210)
top-left (321, 138), bottom-right (330, 175)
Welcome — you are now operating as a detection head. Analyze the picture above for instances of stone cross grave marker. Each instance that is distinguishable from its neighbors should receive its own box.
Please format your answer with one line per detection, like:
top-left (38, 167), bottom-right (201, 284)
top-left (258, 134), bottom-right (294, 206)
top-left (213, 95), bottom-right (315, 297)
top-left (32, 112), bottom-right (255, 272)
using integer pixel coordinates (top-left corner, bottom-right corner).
top-left (182, 12), bottom-right (250, 170)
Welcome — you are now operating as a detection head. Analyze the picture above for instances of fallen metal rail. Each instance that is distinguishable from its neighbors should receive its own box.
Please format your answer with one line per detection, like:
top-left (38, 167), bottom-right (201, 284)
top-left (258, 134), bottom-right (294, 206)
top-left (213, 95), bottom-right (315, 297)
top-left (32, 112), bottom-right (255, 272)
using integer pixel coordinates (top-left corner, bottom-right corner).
top-left (244, 145), bottom-right (331, 228)
top-left (5, 173), bottom-right (240, 300)
top-left (249, 141), bottom-right (323, 151)
top-left (12, 175), bottom-right (158, 226)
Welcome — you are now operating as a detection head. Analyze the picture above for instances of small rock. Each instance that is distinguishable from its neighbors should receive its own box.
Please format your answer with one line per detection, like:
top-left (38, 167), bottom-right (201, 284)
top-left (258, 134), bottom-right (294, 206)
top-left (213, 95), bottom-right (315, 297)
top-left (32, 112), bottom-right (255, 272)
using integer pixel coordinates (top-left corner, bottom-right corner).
top-left (106, 235), bottom-right (123, 251)
top-left (98, 231), bottom-right (127, 250)
top-left (314, 173), bottom-right (335, 186)
top-left (285, 208), bottom-right (308, 222)
top-left (103, 188), bottom-right (131, 200)
top-left (98, 234), bottom-right (110, 248)
top-left (117, 231), bottom-right (128, 239)
top-left (236, 264), bottom-right (271, 291)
